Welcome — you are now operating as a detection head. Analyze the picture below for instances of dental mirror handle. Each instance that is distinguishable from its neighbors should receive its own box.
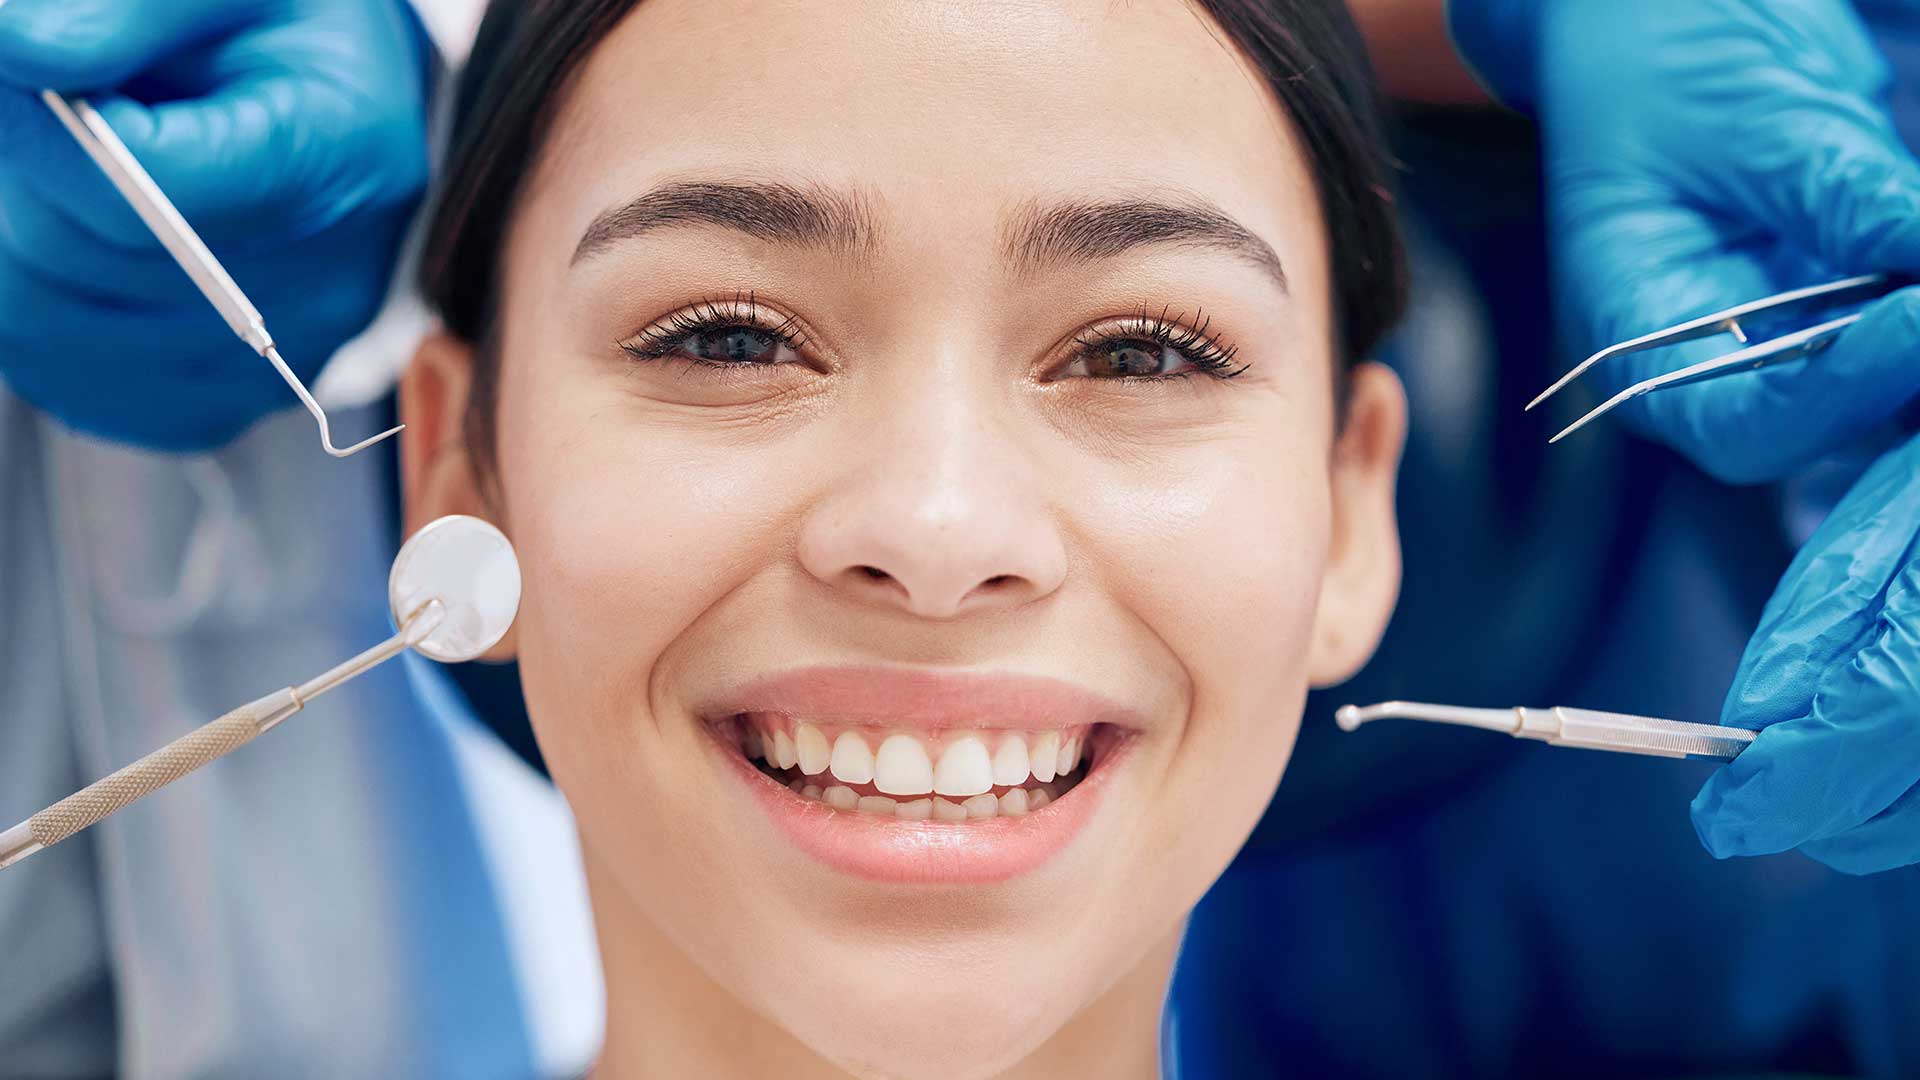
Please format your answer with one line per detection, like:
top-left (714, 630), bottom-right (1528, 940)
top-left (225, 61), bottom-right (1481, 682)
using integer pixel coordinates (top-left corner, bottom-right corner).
top-left (0, 688), bottom-right (304, 870)
top-left (0, 601), bottom-right (446, 872)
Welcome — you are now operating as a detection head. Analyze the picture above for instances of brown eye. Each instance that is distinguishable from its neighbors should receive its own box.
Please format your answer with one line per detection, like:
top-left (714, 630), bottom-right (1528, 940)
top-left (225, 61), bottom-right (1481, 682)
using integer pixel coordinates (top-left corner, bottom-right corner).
top-left (1066, 341), bottom-right (1181, 378)
top-left (1059, 312), bottom-right (1248, 382)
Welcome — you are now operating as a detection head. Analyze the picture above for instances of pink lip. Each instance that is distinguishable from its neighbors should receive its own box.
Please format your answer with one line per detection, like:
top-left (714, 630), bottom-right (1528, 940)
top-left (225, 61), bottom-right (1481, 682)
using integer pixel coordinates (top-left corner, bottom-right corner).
top-left (696, 666), bottom-right (1141, 884)
top-left (692, 664), bottom-right (1143, 731)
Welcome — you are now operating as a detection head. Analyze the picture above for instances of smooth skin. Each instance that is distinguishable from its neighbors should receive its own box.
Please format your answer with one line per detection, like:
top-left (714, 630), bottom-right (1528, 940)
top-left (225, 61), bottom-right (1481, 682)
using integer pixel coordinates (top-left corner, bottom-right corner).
top-left (403, 2), bottom-right (1405, 1077)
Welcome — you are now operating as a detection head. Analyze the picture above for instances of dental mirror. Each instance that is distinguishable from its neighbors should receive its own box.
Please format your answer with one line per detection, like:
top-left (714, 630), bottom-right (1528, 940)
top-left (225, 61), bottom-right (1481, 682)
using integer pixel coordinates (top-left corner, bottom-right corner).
top-left (1, 515), bottom-right (523, 871)
top-left (389, 514), bottom-right (521, 662)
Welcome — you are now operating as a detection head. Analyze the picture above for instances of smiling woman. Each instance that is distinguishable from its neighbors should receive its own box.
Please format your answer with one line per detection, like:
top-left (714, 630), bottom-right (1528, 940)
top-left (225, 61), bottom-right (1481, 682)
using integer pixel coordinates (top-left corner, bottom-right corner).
top-left (404, 1), bottom-right (1408, 1078)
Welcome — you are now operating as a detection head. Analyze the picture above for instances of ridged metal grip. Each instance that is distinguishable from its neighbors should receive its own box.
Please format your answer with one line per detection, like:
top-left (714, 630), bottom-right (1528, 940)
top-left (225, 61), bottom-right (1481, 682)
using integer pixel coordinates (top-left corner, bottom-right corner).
top-left (28, 695), bottom-right (290, 848)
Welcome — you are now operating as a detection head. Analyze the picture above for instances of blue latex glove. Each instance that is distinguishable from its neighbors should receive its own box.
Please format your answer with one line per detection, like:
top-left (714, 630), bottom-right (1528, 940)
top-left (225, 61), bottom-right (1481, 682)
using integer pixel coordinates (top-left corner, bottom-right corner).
top-left (0, 0), bottom-right (430, 450)
top-left (1451, 0), bottom-right (1920, 484)
top-left (1692, 429), bottom-right (1920, 874)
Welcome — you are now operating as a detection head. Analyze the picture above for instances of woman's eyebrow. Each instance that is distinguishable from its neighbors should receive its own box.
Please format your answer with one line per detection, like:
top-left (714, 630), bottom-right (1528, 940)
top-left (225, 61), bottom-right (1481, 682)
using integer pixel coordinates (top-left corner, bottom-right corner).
top-left (572, 179), bottom-right (878, 265)
top-left (572, 179), bottom-right (1286, 294)
top-left (1002, 196), bottom-right (1288, 294)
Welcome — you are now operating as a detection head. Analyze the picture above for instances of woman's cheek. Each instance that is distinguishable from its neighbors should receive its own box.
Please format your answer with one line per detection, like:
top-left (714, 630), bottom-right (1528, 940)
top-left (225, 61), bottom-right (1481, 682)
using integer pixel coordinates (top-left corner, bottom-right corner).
top-left (499, 378), bottom-right (799, 730)
top-left (1091, 435), bottom-right (1327, 652)
top-left (1082, 437), bottom-right (1328, 767)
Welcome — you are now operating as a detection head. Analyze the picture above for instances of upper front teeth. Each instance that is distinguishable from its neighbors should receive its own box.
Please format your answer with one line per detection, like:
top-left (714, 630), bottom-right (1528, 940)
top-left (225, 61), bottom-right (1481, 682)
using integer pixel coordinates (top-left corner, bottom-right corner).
top-left (930, 737), bottom-right (992, 797)
top-left (830, 732), bottom-right (875, 784)
top-left (748, 721), bottom-right (1089, 795)
top-left (990, 737), bottom-right (1029, 786)
top-left (875, 735), bottom-right (935, 796)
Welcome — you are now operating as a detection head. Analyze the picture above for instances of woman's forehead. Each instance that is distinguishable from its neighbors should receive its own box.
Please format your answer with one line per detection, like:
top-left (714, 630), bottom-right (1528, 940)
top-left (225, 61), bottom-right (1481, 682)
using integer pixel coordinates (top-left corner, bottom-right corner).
top-left (519, 0), bottom-right (1326, 289)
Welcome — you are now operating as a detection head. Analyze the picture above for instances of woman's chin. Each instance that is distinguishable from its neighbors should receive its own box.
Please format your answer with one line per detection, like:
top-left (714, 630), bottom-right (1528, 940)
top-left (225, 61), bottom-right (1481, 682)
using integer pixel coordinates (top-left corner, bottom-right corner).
top-left (756, 962), bottom-right (1094, 1080)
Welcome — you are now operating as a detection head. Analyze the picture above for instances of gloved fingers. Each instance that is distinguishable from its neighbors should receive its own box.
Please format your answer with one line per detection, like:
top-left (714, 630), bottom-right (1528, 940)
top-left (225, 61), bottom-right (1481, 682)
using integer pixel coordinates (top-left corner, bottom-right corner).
top-left (1732, 90), bottom-right (1920, 274)
top-left (1547, 174), bottom-right (1776, 355)
top-left (0, 0), bottom-right (259, 93)
top-left (0, 163), bottom-right (214, 308)
top-left (0, 255), bottom-right (291, 449)
top-left (1638, 286), bottom-right (1920, 484)
top-left (1546, 179), bottom-right (1801, 476)
top-left (0, 189), bottom-right (400, 374)
top-left (1694, 547), bottom-right (1920, 857)
top-left (1798, 784), bottom-right (1920, 875)
top-left (0, 85), bottom-right (272, 277)
top-left (0, 252), bottom-right (235, 362)
top-left (0, 85), bottom-right (170, 254)
top-left (3, 81), bottom-right (420, 258)
top-left (1720, 432), bottom-right (1920, 728)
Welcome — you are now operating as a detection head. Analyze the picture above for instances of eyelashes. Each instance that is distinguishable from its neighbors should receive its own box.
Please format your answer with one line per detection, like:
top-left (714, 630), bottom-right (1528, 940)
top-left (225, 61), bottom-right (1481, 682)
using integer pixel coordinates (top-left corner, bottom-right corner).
top-left (1069, 304), bottom-right (1249, 380)
top-left (617, 291), bottom-right (809, 367)
top-left (616, 294), bottom-right (1251, 382)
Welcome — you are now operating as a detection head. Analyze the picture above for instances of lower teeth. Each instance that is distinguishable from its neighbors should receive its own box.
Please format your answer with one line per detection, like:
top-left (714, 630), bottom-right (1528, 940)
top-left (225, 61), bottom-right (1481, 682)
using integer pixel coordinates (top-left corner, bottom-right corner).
top-left (754, 759), bottom-right (1084, 820)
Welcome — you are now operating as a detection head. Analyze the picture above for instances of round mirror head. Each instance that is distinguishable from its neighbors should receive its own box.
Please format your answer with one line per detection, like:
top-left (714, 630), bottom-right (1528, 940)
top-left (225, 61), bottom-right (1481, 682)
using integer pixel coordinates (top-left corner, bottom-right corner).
top-left (389, 515), bottom-right (521, 663)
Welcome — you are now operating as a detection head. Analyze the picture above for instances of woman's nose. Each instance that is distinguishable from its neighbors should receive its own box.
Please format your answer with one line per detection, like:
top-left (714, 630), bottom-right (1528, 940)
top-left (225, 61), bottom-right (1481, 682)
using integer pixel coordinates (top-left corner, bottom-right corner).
top-left (796, 423), bottom-right (1068, 620)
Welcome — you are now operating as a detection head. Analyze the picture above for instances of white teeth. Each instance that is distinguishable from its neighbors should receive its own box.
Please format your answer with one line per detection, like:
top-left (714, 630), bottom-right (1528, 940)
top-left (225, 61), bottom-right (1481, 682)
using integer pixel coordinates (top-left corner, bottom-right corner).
top-left (990, 735), bottom-right (1030, 787)
top-left (933, 736), bottom-right (994, 797)
top-left (757, 724), bottom-right (1096, 817)
top-left (1030, 732), bottom-right (1060, 783)
top-left (830, 732), bottom-right (875, 785)
top-left (1056, 735), bottom-right (1079, 777)
top-left (772, 730), bottom-right (798, 770)
top-left (795, 723), bottom-right (831, 776)
top-left (873, 734), bottom-right (934, 796)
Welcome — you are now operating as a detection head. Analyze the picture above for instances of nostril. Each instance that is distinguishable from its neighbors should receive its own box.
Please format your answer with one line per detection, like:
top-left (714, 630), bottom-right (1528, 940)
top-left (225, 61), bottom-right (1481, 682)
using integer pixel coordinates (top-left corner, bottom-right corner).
top-left (857, 565), bottom-right (891, 581)
top-left (981, 574), bottom-right (1013, 588)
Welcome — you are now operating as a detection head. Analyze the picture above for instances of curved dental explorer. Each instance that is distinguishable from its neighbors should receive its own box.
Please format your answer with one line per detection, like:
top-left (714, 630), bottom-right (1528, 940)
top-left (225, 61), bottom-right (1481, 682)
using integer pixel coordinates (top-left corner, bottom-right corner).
top-left (1335, 700), bottom-right (1757, 761)
top-left (0, 515), bottom-right (521, 872)
top-left (1525, 273), bottom-right (1897, 444)
top-left (40, 90), bottom-right (403, 458)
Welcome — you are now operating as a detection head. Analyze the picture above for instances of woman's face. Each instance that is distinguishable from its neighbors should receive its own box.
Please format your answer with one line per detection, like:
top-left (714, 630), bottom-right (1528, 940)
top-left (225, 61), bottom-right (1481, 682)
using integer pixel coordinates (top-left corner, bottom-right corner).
top-left (405, 1), bottom-right (1403, 1076)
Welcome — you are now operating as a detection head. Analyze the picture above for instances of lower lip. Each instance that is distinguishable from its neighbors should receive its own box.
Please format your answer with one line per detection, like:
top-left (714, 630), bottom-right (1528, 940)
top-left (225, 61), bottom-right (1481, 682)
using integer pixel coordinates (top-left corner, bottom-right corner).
top-left (709, 727), bottom-right (1124, 885)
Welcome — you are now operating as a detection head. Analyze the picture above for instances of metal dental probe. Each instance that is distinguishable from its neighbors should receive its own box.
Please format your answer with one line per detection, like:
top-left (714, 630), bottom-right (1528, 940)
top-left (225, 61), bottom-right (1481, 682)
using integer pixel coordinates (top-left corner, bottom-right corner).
top-left (1335, 700), bottom-right (1757, 760)
top-left (39, 90), bottom-right (402, 457)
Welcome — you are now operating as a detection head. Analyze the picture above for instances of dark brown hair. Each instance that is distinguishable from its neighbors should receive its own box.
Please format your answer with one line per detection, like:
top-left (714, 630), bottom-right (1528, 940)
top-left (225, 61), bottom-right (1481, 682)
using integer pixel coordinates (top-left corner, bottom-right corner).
top-left (420, 0), bottom-right (1407, 475)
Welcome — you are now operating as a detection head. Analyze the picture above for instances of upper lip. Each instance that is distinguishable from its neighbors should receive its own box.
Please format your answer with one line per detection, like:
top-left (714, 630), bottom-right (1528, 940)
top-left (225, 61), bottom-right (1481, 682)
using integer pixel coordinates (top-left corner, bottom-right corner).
top-left (693, 664), bottom-right (1144, 732)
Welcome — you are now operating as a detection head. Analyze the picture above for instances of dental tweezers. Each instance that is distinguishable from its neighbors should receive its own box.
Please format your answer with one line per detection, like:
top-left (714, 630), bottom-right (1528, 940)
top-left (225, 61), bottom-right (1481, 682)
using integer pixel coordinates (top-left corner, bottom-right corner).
top-left (41, 90), bottom-right (402, 457)
top-left (1335, 701), bottom-right (1756, 760)
top-left (1527, 273), bottom-right (1900, 444)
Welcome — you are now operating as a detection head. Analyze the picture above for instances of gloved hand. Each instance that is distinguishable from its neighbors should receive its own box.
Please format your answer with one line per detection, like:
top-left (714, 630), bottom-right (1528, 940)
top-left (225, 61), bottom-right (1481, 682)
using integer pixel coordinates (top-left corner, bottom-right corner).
top-left (0, 0), bottom-right (430, 450)
top-left (1451, 0), bottom-right (1920, 484)
top-left (1691, 429), bottom-right (1920, 874)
